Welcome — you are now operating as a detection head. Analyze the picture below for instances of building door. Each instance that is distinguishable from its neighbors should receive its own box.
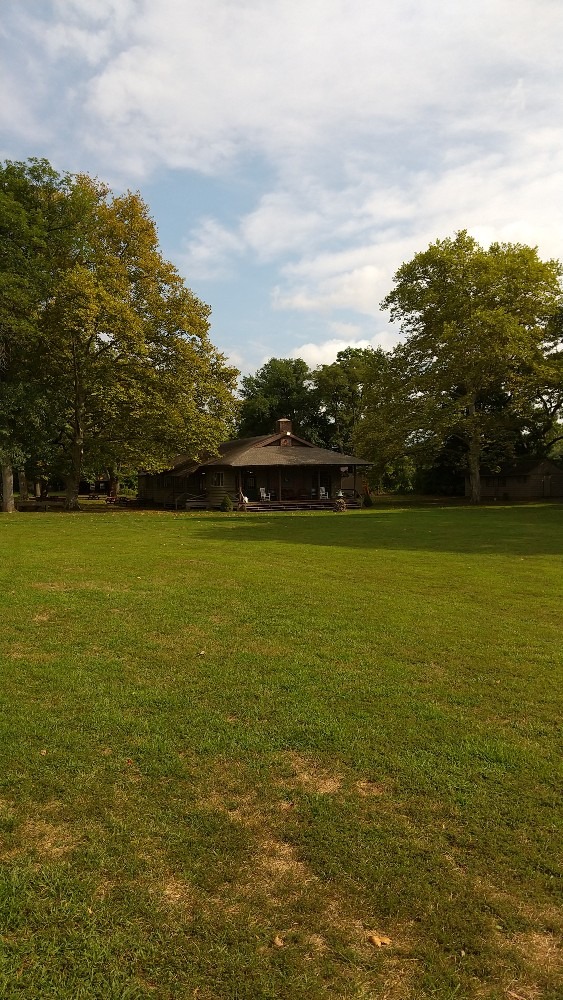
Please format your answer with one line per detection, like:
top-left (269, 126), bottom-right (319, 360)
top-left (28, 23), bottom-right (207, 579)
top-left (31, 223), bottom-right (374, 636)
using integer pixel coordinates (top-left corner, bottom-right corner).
top-left (242, 472), bottom-right (257, 500)
top-left (543, 475), bottom-right (551, 497)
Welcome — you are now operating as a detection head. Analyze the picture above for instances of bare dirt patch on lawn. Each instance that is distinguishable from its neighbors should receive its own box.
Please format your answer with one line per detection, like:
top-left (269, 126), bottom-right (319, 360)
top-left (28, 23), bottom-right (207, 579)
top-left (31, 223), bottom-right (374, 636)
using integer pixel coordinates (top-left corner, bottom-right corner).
top-left (283, 752), bottom-right (342, 795)
top-left (20, 818), bottom-right (77, 858)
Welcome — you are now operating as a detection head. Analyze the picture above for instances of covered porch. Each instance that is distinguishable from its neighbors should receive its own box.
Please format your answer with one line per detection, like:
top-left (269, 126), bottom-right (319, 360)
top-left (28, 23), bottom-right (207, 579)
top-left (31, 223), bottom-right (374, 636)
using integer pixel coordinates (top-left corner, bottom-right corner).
top-left (140, 418), bottom-right (370, 509)
top-left (236, 464), bottom-right (359, 503)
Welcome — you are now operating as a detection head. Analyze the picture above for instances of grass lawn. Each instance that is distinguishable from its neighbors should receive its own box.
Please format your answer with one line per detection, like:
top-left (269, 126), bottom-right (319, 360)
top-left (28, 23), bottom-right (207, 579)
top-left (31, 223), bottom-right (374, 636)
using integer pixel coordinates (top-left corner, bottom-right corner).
top-left (0, 503), bottom-right (561, 999)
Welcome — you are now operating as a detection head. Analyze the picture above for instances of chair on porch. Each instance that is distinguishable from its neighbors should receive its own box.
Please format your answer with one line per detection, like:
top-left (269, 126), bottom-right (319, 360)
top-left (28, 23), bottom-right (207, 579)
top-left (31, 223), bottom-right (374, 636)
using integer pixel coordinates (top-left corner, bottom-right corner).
top-left (259, 487), bottom-right (271, 501)
top-left (319, 486), bottom-right (328, 499)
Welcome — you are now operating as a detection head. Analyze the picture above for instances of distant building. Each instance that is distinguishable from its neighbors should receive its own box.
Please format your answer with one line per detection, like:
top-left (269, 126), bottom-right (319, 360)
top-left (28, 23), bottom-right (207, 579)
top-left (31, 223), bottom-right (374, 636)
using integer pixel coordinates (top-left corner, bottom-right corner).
top-left (466, 458), bottom-right (563, 500)
top-left (139, 418), bottom-right (370, 509)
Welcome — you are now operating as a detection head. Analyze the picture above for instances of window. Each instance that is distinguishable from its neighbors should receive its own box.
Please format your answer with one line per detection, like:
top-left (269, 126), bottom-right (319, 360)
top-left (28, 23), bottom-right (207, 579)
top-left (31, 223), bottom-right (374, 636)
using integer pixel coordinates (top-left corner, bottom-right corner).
top-left (211, 472), bottom-right (224, 487)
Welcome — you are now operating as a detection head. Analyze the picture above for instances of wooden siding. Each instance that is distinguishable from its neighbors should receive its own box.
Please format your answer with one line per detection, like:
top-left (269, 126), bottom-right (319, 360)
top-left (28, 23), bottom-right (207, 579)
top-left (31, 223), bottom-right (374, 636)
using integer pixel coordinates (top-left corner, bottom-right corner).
top-left (466, 472), bottom-right (563, 500)
top-left (202, 469), bottom-right (238, 507)
top-left (140, 464), bottom-right (364, 508)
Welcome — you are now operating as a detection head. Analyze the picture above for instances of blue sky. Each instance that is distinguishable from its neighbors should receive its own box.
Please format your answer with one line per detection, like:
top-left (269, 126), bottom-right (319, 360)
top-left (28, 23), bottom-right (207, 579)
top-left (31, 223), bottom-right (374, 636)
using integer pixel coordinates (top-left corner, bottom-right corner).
top-left (2, 0), bottom-right (562, 374)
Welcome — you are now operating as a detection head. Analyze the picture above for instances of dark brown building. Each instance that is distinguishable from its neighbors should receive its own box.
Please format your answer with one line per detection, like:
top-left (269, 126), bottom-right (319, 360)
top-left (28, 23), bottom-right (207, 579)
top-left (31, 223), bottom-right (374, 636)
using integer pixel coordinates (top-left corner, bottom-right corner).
top-left (466, 458), bottom-right (563, 501)
top-left (138, 419), bottom-right (370, 509)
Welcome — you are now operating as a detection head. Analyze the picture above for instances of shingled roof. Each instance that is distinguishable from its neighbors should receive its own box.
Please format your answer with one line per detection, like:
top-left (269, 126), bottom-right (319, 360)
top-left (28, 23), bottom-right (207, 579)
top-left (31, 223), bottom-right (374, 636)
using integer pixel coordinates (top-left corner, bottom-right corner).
top-left (171, 423), bottom-right (370, 476)
top-left (478, 457), bottom-right (563, 477)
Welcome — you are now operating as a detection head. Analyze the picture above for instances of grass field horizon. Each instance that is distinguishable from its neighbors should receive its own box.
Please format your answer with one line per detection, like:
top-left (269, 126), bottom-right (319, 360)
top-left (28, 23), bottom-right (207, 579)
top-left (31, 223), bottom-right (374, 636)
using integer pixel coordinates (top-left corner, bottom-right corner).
top-left (1, 504), bottom-right (561, 998)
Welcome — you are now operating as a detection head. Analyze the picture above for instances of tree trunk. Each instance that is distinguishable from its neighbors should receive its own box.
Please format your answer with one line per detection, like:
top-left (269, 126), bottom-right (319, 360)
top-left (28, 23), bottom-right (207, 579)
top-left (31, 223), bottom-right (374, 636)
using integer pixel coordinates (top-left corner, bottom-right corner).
top-left (65, 471), bottom-right (81, 510)
top-left (18, 467), bottom-right (29, 500)
top-left (467, 401), bottom-right (481, 504)
top-left (108, 469), bottom-right (119, 498)
top-left (65, 340), bottom-right (84, 511)
top-left (1, 463), bottom-right (16, 513)
top-left (34, 480), bottom-right (42, 497)
top-left (65, 429), bottom-right (84, 510)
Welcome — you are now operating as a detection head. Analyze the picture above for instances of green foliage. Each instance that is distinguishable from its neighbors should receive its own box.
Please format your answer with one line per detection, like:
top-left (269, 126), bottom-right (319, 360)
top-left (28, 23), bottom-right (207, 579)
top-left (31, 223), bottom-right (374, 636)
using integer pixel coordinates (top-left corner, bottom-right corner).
top-left (239, 349), bottom-right (386, 455)
top-left (376, 231), bottom-right (563, 501)
top-left (0, 159), bottom-right (69, 508)
top-left (314, 347), bottom-right (375, 453)
top-left (352, 349), bottom-right (420, 491)
top-left (220, 492), bottom-right (234, 511)
top-left (0, 158), bottom-right (239, 509)
top-left (237, 357), bottom-right (330, 443)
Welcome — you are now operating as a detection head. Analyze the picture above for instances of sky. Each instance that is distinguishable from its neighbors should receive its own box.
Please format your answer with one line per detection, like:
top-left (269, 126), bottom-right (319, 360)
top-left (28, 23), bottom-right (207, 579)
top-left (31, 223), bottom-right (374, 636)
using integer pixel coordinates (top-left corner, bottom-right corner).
top-left (1, 0), bottom-right (562, 375)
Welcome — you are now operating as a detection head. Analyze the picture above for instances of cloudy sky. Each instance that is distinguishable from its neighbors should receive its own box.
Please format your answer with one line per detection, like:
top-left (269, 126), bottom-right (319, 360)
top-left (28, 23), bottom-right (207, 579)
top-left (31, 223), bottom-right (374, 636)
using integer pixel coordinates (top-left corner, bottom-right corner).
top-left (2, 0), bottom-right (562, 373)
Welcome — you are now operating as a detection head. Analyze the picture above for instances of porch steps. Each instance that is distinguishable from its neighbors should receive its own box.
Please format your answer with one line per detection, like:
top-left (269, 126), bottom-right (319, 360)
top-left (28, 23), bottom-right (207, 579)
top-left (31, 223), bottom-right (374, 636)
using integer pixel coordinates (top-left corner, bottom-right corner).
top-left (238, 499), bottom-right (361, 512)
top-left (156, 498), bottom-right (361, 512)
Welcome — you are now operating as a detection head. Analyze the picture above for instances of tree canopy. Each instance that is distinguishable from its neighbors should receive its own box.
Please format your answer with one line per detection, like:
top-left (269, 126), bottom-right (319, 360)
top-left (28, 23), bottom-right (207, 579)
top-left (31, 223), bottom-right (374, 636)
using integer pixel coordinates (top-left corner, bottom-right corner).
top-left (3, 181), bottom-right (562, 512)
top-left (238, 349), bottom-right (378, 453)
top-left (237, 357), bottom-right (330, 444)
top-left (378, 231), bottom-right (563, 501)
top-left (314, 347), bottom-right (375, 454)
top-left (0, 159), bottom-right (238, 510)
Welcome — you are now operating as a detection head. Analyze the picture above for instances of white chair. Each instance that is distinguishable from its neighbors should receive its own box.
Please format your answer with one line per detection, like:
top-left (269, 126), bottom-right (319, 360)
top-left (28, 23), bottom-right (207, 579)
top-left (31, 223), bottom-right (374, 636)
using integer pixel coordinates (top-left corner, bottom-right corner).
top-left (259, 487), bottom-right (271, 501)
top-left (319, 486), bottom-right (328, 499)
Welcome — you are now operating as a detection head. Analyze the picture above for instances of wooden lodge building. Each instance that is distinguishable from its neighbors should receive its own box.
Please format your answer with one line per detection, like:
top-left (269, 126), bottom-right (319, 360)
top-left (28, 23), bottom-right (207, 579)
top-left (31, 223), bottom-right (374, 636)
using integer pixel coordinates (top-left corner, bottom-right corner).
top-left (138, 418), bottom-right (371, 510)
top-left (466, 458), bottom-right (563, 501)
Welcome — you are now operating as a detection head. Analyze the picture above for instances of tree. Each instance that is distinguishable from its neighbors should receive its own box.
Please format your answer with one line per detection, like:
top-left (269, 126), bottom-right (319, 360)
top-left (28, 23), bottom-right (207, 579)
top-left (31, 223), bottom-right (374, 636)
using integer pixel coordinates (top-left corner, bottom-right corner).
top-left (353, 347), bottom-right (427, 491)
top-left (380, 231), bottom-right (563, 502)
top-left (237, 357), bottom-right (330, 443)
top-left (0, 160), bottom-right (57, 511)
top-left (314, 347), bottom-right (375, 453)
top-left (514, 306), bottom-right (563, 459)
top-left (0, 160), bottom-right (239, 509)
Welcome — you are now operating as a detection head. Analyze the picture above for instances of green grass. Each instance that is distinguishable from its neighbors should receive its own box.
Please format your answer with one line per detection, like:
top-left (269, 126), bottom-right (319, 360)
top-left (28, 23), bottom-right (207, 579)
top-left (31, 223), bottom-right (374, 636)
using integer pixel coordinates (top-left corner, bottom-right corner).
top-left (0, 503), bottom-right (561, 999)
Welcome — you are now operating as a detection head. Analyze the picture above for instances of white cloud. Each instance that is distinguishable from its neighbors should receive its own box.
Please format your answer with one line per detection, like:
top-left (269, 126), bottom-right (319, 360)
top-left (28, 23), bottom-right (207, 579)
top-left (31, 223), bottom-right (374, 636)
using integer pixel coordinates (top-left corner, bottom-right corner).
top-left (5, 0), bottom-right (560, 178)
top-left (290, 332), bottom-right (398, 367)
top-left (41, 24), bottom-right (113, 66)
top-left (275, 264), bottom-right (387, 316)
top-left (1, 0), bottom-right (562, 371)
top-left (241, 191), bottom-right (325, 260)
top-left (266, 127), bottom-right (563, 318)
top-left (178, 218), bottom-right (245, 280)
top-left (0, 63), bottom-right (46, 144)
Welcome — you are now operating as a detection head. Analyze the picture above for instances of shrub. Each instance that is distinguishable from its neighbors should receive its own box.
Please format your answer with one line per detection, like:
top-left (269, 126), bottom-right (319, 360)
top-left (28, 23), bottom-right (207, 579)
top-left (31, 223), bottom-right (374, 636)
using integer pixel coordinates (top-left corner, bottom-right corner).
top-left (220, 493), bottom-right (234, 512)
top-left (362, 492), bottom-right (374, 507)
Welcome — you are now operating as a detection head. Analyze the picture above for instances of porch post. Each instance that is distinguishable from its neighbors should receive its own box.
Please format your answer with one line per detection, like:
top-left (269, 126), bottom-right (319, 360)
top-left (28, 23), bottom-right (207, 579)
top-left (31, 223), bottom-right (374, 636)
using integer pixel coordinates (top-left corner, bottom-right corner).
top-left (278, 468), bottom-right (282, 501)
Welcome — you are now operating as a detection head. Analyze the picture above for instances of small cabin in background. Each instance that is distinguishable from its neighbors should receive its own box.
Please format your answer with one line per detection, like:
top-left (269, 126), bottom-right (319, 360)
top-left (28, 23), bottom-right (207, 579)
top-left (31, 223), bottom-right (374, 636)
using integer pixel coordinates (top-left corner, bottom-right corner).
top-left (467, 458), bottom-right (563, 501)
top-left (138, 418), bottom-right (370, 509)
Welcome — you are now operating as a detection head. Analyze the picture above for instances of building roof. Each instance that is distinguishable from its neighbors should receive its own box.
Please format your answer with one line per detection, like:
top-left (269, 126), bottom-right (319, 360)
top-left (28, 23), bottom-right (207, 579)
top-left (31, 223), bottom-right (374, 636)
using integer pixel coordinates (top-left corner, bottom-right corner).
top-left (478, 457), bottom-right (563, 477)
top-left (171, 429), bottom-right (370, 476)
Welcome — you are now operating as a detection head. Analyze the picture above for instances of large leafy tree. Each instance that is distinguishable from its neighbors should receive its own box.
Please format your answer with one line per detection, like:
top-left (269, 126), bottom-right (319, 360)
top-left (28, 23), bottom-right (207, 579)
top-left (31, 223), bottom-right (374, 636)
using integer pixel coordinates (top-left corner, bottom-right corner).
top-left (380, 231), bottom-right (563, 502)
top-left (515, 305), bottom-right (563, 459)
top-left (353, 347), bottom-right (428, 491)
top-left (0, 160), bottom-right (58, 510)
top-left (314, 347), bottom-right (375, 453)
top-left (237, 357), bottom-right (330, 443)
top-left (0, 160), bottom-right (238, 509)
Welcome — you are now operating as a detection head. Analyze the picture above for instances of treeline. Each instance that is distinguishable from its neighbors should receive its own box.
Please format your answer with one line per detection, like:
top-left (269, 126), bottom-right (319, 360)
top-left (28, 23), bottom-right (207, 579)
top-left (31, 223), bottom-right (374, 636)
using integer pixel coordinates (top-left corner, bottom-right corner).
top-left (0, 159), bottom-right (238, 510)
top-left (239, 233), bottom-right (563, 502)
top-left (2, 160), bottom-right (562, 511)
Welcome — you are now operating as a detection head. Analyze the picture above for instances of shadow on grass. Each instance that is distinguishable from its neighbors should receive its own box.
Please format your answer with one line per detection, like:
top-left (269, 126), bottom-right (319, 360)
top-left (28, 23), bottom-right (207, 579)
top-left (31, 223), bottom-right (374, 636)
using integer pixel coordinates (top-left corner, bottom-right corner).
top-left (185, 502), bottom-right (563, 557)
